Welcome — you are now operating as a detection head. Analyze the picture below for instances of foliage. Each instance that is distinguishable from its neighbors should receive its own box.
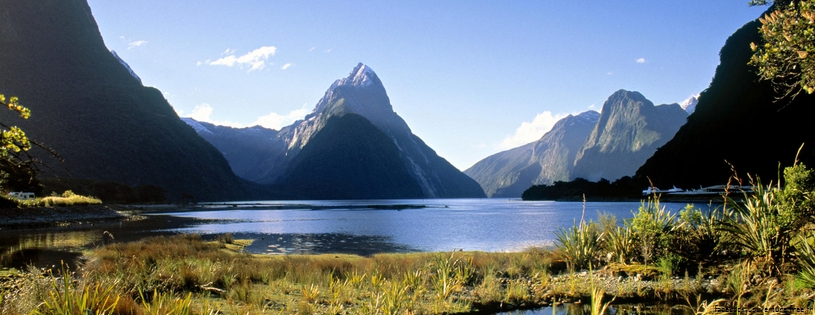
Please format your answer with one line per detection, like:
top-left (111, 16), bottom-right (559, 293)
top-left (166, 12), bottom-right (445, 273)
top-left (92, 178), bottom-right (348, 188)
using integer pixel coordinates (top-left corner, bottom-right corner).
top-left (628, 197), bottom-right (677, 266)
top-left (680, 206), bottom-right (725, 266)
top-left (522, 176), bottom-right (640, 201)
top-left (0, 94), bottom-right (42, 193)
top-left (749, 0), bottom-right (793, 6)
top-left (749, 0), bottom-right (815, 99)
top-left (718, 163), bottom-right (815, 276)
top-left (555, 219), bottom-right (602, 271)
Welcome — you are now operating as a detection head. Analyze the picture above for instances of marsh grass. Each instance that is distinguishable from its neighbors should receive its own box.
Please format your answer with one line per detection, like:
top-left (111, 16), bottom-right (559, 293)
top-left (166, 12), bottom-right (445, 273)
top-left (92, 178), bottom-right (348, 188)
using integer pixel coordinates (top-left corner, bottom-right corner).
top-left (10, 190), bottom-right (103, 207)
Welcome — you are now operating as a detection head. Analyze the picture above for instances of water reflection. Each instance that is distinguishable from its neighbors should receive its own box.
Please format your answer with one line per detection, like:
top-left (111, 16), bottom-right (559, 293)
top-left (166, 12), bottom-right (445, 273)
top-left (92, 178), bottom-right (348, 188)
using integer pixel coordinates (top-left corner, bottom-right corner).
top-left (238, 232), bottom-right (416, 256)
top-left (0, 199), bottom-right (704, 270)
top-left (0, 214), bottom-right (205, 270)
top-left (498, 303), bottom-right (691, 315)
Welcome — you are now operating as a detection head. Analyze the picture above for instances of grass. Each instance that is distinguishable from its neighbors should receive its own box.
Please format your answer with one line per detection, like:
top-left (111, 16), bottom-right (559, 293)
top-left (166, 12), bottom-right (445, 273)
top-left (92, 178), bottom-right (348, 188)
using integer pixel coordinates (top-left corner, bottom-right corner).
top-left (6, 190), bottom-right (103, 207)
top-left (5, 162), bottom-right (815, 313)
top-left (0, 234), bottom-right (719, 315)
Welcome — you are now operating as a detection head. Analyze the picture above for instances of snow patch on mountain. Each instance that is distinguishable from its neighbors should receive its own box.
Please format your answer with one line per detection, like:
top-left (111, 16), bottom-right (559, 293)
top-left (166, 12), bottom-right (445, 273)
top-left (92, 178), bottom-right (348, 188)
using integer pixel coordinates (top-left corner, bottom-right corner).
top-left (181, 117), bottom-right (214, 135)
top-left (680, 95), bottom-right (699, 114)
top-left (575, 110), bottom-right (600, 123)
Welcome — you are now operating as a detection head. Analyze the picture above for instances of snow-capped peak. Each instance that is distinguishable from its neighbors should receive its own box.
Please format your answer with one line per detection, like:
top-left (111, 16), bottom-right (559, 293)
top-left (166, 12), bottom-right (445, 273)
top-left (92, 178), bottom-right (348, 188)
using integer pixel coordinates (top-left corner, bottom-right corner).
top-left (575, 110), bottom-right (600, 123)
top-left (110, 50), bottom-right (142, 84)
top-left (341, 63), bottom-right (378, 87)
top-left (680, 94), bottom-right (699, 114)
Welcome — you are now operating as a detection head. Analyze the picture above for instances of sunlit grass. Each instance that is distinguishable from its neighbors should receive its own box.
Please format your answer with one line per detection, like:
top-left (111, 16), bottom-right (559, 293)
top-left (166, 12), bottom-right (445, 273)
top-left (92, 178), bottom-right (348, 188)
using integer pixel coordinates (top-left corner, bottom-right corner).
top-left (7, 190), bottom-right (102, 207)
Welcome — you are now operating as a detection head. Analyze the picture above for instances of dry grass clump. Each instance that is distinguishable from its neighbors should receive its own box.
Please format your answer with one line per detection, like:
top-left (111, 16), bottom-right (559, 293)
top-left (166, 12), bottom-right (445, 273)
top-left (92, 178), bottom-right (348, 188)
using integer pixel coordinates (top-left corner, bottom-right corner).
top-left (0, 234), bottom-right (571, 314)
top-left (9, 190), bottom-right (103, 207)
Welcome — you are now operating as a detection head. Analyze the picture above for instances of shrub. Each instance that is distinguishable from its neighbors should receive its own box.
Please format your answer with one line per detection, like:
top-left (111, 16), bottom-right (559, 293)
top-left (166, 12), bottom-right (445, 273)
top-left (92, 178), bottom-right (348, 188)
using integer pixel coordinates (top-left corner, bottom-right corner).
top-left (556, 219), bottom-right (601, 271)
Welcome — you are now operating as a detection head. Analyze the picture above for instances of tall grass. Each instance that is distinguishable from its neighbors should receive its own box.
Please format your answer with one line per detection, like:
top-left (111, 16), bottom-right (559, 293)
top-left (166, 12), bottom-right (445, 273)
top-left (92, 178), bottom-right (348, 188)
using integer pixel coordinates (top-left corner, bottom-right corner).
top-left (30, 263), bottom-right (119, 315)
top-left (555, 219), bottom-right (601, 272)
top-left (12, 190), bottom-right (102, 207)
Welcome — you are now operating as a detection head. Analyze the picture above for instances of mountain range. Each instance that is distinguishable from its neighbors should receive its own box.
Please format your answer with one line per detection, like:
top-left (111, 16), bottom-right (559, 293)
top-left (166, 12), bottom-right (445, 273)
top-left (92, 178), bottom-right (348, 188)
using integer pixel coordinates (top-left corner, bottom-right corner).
top-left (0, 0), bottom-right (250, 201)
top-left (185, 63), bottom-right (486, 199)
top-left (464, 111), bottom-right (599, 197)
top-left (466, 90), bottom-right (688, 197)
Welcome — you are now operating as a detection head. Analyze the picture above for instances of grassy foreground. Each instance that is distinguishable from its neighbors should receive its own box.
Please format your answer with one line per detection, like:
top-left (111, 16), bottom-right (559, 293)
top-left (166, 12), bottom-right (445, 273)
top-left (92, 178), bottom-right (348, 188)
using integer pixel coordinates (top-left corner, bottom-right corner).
top-left (4, 162), bottom-right (815, 314)
top-left (0, 233), bottom-right (727, 315)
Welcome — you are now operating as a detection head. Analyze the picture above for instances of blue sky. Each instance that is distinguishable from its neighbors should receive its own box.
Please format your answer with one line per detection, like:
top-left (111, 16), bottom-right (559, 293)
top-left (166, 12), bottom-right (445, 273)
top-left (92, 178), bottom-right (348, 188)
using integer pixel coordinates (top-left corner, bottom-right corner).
top-left (87, 1), bottom-right (767, 170)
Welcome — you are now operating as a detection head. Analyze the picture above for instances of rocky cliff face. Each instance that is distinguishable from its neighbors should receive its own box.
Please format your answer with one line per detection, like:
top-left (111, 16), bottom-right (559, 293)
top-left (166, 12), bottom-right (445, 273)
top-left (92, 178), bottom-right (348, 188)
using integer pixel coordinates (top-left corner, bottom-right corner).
top-left (0, 0), bottom-right (249, 201)
top-left (464, 111), bottom-right (599, 197)
top-left (571, 90), bottom-right (688, 182)
top-left (636, 19), bottom-right (815, 188)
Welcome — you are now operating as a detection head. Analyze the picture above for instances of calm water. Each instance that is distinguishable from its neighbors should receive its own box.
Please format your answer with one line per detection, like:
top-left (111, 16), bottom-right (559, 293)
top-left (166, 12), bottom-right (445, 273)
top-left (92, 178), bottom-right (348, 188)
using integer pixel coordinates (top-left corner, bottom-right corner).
top-left (0, 199), bottom-right (707, 269)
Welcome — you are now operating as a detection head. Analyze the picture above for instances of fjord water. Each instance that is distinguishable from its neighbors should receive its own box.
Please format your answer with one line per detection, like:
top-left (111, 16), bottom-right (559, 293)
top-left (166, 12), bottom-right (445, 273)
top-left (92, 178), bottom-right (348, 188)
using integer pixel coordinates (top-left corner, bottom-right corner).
top-left (0, 199), bottom-right (705, 269)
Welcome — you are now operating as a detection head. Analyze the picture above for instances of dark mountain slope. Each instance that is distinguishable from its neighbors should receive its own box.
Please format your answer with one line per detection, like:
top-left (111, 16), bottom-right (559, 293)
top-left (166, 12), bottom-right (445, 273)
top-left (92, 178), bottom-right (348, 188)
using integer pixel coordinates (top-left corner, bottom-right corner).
top-left (181, 119), bottom-right (286, 184)
top-left (636, 19), bottom-right (815, 188)
top-left (0, 0), bottom-right (248, 201)
top-left (274, 114), bottom-right (424, 199)
top-left (465, 111), bottom-right (599, 197)
top-left (275, 63), bottom-right (485, 198)
top-left (572, 90), bottom-right (688, 182)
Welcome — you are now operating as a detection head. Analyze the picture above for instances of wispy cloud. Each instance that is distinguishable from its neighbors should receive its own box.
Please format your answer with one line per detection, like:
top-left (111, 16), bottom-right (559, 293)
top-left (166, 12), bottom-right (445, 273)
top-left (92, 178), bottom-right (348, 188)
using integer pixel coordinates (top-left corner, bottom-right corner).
top-left (308, 47), bottom-right (316, 52)
top-left (636, 57), bottom-right (646, 64)
top-left (499, 111), bottom-right (570, 150)
top-left (280, 63), bottom-right (293, 70)
top-left (208, 46), bottom-right (277, 72)
top-left (253, 105), bottom-right (308, 130)
top-left (325, 48), bottom-right (332, 53)
top-left (127, 40), bottom-right (148, 50)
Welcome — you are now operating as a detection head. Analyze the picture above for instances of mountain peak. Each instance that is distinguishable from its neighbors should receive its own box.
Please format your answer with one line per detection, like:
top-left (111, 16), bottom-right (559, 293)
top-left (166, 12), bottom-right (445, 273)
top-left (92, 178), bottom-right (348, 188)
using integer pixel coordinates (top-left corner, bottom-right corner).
top-left (680, 94), bottom-right (699, 114)
top-left (575, 110), bottom-right (600, 122)
top-left (338, 63), bottom-right (380, 88)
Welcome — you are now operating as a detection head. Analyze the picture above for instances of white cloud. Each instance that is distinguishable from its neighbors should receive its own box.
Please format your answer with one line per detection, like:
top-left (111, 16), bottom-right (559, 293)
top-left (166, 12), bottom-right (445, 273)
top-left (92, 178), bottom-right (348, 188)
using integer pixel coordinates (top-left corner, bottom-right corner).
top-left (127, 40), bottom-right (148, 50)
top-left (223, 48), bottom-right (237, 55)
top-left (499, 111), bottom-right (570, 150)
top-left (606, 72), bottom-right (613, 75)
top-left (189, 103), bottom-right (214, 122)
top-left (588, 104), bottom-right (596, 110)
top-left (252, 105), bottom-right (309, 130)
top-left (308, 47), bottom-right (316, 52)
top-left (183, 103), bottom-right (309, 130)
top-left (186, 103), bottom-right (244, 127)
top-left (281, 63), bottom-right (293, 70)
top-left (636, 57), bottom-right (646, 64)
top-left (325, 48), bottom-right (332, 53)
top-left (208, 46), bottom-right (277, 72)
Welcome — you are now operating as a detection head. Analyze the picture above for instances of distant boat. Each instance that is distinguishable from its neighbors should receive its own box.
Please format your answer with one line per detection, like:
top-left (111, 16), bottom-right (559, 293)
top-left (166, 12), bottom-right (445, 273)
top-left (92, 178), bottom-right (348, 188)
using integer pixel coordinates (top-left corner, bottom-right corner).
top-left (643, 184), bottom-right (753, 196)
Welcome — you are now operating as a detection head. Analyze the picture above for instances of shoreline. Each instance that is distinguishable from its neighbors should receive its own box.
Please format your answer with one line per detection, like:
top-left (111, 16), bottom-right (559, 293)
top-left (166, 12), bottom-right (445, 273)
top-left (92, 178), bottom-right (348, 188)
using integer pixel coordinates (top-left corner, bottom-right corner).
top-left (0, 205), bottom-right (138, 228)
